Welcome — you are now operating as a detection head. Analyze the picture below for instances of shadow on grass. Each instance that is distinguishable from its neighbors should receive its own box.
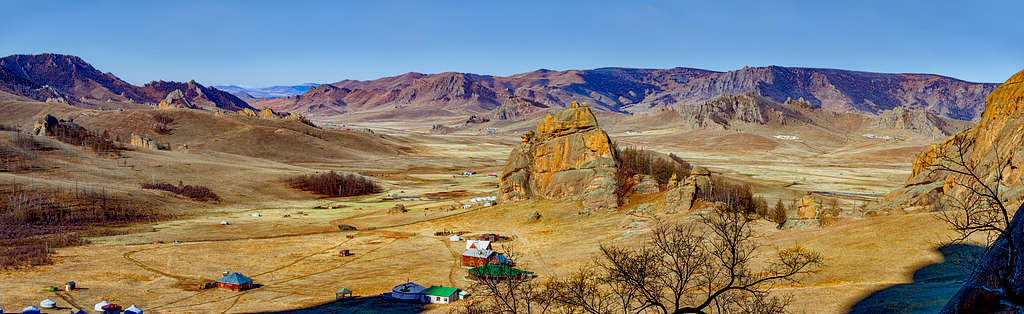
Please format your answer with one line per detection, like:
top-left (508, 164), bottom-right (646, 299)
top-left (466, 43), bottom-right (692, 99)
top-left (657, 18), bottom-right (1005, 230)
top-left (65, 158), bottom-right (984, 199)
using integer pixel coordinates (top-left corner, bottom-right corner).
top-left (252, 295), bottom-right (431, 314)
top-left (848, 243), bottom-right (986, 314)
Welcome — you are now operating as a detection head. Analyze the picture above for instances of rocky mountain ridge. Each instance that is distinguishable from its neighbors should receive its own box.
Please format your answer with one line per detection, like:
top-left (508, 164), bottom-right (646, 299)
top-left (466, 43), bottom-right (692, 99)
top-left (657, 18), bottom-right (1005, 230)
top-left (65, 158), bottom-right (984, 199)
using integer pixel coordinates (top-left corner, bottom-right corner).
top-left (256, 66), bottom-right (998, 121)
top-left (0, 54), bottom-right (253, 111)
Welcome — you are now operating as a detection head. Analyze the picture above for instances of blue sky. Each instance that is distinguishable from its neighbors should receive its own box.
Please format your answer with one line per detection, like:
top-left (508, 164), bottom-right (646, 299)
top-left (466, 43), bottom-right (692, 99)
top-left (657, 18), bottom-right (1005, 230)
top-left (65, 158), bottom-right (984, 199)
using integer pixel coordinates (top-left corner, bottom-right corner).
top-left (1, 1), bottom-right (1021, 87)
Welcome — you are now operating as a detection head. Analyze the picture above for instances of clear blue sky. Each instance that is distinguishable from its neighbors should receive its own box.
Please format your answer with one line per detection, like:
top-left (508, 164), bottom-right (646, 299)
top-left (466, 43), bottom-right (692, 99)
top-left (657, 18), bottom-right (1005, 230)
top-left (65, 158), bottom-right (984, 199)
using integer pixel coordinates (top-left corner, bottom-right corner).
top-left (2, 1), bottom-right (1021, 87)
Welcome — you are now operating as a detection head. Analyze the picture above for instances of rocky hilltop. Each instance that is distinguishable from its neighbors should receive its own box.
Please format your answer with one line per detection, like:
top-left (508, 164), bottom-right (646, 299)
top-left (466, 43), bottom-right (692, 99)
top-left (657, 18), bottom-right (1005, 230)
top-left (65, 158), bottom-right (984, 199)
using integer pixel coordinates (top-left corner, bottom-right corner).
top-left (680, 93), bottom-right (812, 129)
top-left (0, 54), bottom-right (253, 111)
top-left (877, 69), bottom-right (1024, 214)
top-left (256, 66), bottom-right (997, 121)
top-left (872, 106), bottom-right (959, 138)
top-left (499, 102), bottom-right (620, 211)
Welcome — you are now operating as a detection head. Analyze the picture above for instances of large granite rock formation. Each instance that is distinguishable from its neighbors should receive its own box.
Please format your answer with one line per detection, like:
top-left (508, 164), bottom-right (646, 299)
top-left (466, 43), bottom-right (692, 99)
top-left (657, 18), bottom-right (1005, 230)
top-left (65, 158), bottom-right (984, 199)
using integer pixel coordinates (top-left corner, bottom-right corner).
top-left (664, 168), bottom-right (711, 213)
top-left (499, 102), bottom-right (620, 211)
top-left (875, 69), bottom-right (1024, 214)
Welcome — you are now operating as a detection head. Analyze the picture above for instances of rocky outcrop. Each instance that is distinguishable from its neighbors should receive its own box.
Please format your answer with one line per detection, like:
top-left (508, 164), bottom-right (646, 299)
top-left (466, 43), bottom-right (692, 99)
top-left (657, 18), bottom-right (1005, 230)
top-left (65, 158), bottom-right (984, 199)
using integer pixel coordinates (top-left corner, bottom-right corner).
top-left (875, 69), bottom-right (1024, 213)
top-left (157, 89), bottom-right (196, 109)
top-left (664, 168), bottom-right (711, 213)
top-left (493, 96), bottom-right (548, 121)
top-left (31, 114), bottom-right (61, 136)
top-left (236, 107), bottom-right (309, 123)
top-left (499, 102), bottom-right (620, 211)
top-left (130, 134), bottom-right (166, 150)
top-left (631, 175), bottom-right (660, 194)
top-left (942, 203), bottom-right (1024, 313)
top-left (795, 193), bottom-right (818, 219)
top-left (873, 107), bottom-right (963, 137)
top-left (680, 93), bottom-right (810, 129)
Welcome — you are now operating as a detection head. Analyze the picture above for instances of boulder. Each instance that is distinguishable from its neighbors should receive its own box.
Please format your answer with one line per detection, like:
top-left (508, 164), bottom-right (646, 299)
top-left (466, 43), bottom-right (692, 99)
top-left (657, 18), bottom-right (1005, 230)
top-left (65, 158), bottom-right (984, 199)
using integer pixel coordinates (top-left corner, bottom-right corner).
top-left (498, 102), bottom-right (620, 211)
top-left (31, 114), bottom-right (60, 136)
top-left (632, 175), bottom-right (660, 194)
top-left (664, 170), bottom-right (710, 214)
top-left (795, 193), bottom-right (817, 219)
top-left (526, 211), bottom-right (541, 221)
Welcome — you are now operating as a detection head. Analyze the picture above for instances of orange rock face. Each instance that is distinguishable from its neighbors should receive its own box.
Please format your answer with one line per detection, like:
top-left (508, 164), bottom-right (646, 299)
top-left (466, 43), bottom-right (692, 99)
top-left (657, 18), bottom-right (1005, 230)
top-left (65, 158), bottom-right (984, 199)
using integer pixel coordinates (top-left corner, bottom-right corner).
top-left (499, 103), bottom-right (620, 211)
top-left (796, 195), bottom-right (817, 219)
top-left (879, 69), bottom-right (1024, 213)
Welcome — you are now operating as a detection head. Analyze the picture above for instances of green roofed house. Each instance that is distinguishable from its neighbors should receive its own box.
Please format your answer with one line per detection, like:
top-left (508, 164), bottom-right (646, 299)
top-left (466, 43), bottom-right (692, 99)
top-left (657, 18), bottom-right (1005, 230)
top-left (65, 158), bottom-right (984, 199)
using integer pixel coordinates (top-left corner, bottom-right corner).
top-left (468, 264), bottom-right (534, 281)
top-left (421, 286), bottom-right (461, 304)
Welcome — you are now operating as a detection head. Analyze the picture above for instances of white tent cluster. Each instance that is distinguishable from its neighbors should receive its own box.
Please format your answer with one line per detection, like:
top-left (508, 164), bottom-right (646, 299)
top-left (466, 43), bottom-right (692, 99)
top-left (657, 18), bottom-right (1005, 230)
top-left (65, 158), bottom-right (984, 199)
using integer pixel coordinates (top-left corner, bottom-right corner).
top-left (466, 196), bottom-right (497, 203)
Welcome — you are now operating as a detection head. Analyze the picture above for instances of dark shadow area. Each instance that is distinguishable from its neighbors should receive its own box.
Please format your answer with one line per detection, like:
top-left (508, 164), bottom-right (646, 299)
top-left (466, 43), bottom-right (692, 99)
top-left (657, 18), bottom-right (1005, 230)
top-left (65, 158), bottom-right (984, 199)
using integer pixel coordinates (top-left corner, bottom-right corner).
top-left (252, 295), bottom-right (430, 314)
top-left (849, 243), bottom-right (986, 314)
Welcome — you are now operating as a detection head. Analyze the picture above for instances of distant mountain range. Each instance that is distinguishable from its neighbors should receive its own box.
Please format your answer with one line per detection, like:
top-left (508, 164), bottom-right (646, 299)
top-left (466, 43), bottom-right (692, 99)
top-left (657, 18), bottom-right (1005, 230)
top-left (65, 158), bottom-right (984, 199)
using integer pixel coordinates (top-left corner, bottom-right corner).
top-left (255, 67), bottom-right (998, 121)
top-left (0, 54), bottom-right (1000, 121)
top-left (213, 84), bottom-right (318, 100)
top-left (0, 54), bottom-right (253, 111)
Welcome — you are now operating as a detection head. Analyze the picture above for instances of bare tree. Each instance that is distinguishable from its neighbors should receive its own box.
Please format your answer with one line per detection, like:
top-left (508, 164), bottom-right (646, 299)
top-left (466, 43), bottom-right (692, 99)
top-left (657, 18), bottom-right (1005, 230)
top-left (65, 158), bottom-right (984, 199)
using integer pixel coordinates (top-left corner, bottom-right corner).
top-left (928, 132), bottom-right (1022, 304)
top-left (459, 246), bottom-right (556, 314)
top-left (550, 211), bottom-right (822, 314)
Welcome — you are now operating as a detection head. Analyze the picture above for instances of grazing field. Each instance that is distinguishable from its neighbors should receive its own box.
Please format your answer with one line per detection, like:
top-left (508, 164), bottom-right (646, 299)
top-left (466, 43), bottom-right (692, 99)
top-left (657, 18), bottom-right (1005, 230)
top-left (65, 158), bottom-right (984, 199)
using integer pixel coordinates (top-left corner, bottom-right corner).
top-left (0, 103), bottom-right (974, 313)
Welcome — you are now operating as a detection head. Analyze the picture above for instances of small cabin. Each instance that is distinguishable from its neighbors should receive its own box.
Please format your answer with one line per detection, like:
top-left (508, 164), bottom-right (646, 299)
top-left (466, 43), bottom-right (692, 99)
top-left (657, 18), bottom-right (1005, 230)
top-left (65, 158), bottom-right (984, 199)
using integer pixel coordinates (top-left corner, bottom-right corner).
top-left (216, 272), bottom-right (254, 291)
top-left (421, 286), bottom-right (461, 304)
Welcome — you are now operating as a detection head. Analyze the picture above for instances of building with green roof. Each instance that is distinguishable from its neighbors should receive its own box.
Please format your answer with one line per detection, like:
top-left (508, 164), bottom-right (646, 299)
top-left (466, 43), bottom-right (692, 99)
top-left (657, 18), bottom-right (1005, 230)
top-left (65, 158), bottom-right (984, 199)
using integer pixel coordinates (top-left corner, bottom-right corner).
top-left (421, 286), bottom-right (461, 304)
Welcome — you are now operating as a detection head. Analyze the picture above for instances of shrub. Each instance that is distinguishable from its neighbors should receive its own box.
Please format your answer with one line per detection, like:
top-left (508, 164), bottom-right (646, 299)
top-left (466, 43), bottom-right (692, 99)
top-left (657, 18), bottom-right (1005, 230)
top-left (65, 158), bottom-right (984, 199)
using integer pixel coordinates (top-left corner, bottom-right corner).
top-left (617, 146), bottom-right (691, 184)
top-left (50, 123), bottom-right (120, 154)
top-left (153, 113), bottom-right (174, 135)
top-left (698, 176), bottom-right (769, 217)
top-left (288, 171), bottom-right (380, 197)
top-left (141, 181), bottom-right (220, 202)
top-left (0, 182), bottom-right (163, 268)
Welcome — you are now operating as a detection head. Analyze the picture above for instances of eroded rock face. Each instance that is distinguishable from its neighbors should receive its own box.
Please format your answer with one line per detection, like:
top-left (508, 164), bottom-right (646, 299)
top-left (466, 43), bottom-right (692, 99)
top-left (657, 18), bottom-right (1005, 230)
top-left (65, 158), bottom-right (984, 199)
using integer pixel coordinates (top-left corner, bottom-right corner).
top-left (663, 168), bottom-right (710, 213)
top-left (876, 69), bottom-right (1024, 213)
top-left (157, 89), bottom-right (197, 109)
top-left (499, 102), bottom-right (620, 211)
top-left (130, 134), bottom-right (166, 150)
top-left (796, 194), bottom-right (817, 219)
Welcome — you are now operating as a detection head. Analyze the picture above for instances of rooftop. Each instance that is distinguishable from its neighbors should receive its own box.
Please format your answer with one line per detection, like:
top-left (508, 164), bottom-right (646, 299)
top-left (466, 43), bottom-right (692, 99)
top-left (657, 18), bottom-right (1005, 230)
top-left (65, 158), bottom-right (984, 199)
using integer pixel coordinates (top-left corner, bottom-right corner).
top-left (216, 272), bottom-right (254, 285)
top-left (422, 286), bottom-right (459, 297)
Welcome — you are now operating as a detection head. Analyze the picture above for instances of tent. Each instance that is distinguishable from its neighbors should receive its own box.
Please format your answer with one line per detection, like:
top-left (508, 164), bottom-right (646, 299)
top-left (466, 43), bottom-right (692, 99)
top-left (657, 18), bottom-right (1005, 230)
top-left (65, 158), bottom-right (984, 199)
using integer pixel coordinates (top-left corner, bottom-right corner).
top-left (20, 306), bottom-right (39, 314)
top-left (39, 299), bottom-right (56, 308)
top-left (125, 304), bottom-right (143, 314)
top-left (220, 221), bottom-right (230, 225)
top-left (94, 301), bottom-right (110, 312)
top-left (448, 235), bottom-right (461, 241)
top-left (389, 282), bottom-right (426, 300)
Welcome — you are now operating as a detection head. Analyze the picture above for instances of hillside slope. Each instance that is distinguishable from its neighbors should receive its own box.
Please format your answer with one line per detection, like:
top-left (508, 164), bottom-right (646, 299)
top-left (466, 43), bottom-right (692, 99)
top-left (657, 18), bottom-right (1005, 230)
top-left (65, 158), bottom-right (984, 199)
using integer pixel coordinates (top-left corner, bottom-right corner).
top-left (878, 69), bottom-right (1024, 213)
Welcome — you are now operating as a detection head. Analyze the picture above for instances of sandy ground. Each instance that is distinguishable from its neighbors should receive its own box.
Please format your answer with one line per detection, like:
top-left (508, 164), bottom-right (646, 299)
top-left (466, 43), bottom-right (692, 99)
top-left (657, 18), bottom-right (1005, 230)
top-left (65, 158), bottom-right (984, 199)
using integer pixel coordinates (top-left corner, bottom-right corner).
top-left (0, 116), bottom-right (979, 313)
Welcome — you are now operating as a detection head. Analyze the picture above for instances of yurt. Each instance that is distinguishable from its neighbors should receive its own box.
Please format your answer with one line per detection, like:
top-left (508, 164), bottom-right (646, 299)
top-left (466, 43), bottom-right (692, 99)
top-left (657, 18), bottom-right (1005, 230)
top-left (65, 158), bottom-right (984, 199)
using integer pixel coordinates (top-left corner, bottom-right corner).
top-left (389, 282), bottom-right (426, 300)
top-left (20, 306), bottom-right (39, 314)
top-left (448, 235), bottom-right (461, 241)
top-left (38, 299), bottom-right (56, 309)
top-left (125, 304), bottom-right (143, 314)
top-left (220, 221), bottom-right (230, 225)
top-left (94, 301), bottom-right (110, 312)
